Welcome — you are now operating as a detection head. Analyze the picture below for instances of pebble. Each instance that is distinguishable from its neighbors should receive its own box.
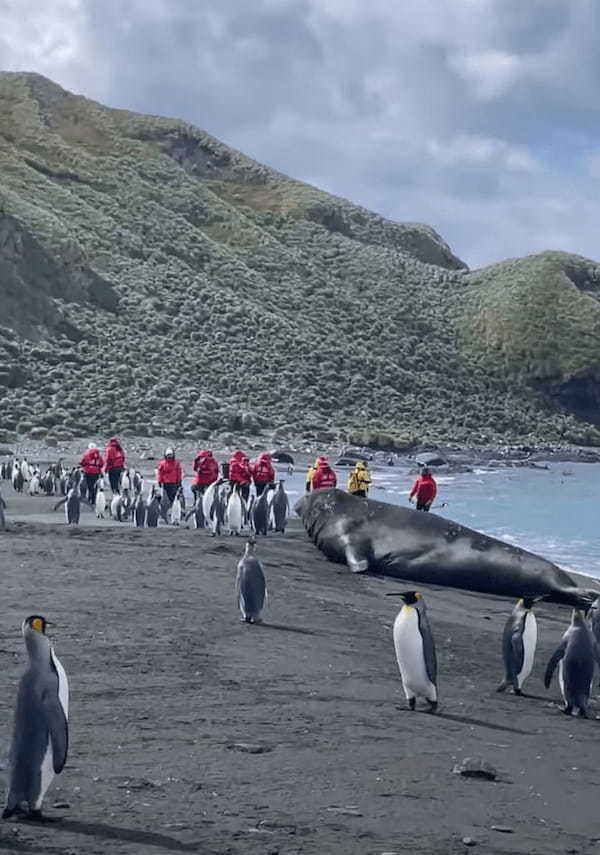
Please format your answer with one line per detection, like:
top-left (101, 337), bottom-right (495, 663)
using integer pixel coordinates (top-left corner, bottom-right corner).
top-left (491, 825), bottom-right (513, 833)
top-left (327, 806), bottom-right (363, 817)
top-left (462, 838), bottom-right (477, 847)
top-left (230, 743), bottom-right (270, 754)
top-left (453, 758), bottom-right (497, 781)
top-left (52, 801), bottom-right (71, 809)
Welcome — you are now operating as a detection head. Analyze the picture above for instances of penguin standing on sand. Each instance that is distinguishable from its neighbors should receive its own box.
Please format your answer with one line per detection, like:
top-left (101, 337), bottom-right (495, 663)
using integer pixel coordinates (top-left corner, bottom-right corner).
top-left (95, 482), bottom-right (106, 519)
top-left (203, 479), bottom-right (225, 536)
top-left (387, 590), bottom-right (438, 712)
top-left (133, 494), bottom-right (147, 527)
top-left (146, 493), bottom-right (160, 528)
top-left (170, 487), bottom-right (182, 526)
top-left (3, 616), bottom-right (69, 820)
top-left (227, 484), bottom-right (243, 535)
top-left (236, 537), bottom-right (267, 623)
top-left (251, 485), bottom-right (273, 536)
top-left (544, 609), bottom-right (600, 717)
top-left (270, 480), bottom-right (289, 533)
top-left (54, 476), bottom-right (81, 525)
top-left (588, 597), bottom-right (600, 646)
top-left (497, 598), bottom-right (539, 695)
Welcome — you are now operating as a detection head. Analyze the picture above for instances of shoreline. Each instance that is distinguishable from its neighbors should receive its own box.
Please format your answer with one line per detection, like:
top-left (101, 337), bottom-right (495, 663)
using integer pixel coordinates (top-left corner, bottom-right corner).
top-left (1, 509), bottom-right (600, 853)
top-left (2, 434), bottom-right (600, 472)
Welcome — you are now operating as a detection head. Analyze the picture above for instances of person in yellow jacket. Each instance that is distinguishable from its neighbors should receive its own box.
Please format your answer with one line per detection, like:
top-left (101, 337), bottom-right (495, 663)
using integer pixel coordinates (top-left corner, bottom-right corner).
top-left (305, 458), bottom-right (319, 492)
top-left (347, 460), bottom-right (371, 497)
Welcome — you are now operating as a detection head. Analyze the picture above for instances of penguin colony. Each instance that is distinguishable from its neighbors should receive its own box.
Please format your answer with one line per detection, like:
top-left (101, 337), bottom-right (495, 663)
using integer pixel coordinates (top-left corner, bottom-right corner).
top-left (2, 459), bottom-right (600, 819)
top-left (0, 457), bottom-right (290, 534)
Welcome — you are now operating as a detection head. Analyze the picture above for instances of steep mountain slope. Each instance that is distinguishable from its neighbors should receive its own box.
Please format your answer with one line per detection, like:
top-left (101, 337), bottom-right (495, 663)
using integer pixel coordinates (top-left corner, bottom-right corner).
top-left (0, 71), bottom-right (599, 446)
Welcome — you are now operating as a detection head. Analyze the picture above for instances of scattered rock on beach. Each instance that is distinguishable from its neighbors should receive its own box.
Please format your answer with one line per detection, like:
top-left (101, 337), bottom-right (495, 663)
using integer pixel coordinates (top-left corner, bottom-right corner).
top-left (453, 758), bottom-right (497, 780)
top-left (229, 742), bottom-right (271, 754)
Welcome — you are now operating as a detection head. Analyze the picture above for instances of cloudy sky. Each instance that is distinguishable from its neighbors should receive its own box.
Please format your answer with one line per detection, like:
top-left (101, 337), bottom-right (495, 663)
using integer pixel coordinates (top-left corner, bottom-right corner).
top-left (1, 0), bottom-right (598, 268)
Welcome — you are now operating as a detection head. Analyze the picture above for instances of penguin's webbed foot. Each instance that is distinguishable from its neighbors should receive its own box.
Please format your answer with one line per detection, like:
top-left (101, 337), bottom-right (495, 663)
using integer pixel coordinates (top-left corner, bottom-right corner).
top-left (408, 698), bottom-right (416, 711)
top-left (426, 700), bottom-right (438, 713)
top-left (562, 705), bottom-right (573, 716)
top-left (496, 681), bottom-right (507, 693)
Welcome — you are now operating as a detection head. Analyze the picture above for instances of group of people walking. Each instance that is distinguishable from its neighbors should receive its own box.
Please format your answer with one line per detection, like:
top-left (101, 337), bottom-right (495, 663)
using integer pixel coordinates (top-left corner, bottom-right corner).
top-left (80, 438), bottom-right (438, 511)
top-left (304, 455), bottom-right (437, 510)
top-left (79, 440), bottom-right (278, 506)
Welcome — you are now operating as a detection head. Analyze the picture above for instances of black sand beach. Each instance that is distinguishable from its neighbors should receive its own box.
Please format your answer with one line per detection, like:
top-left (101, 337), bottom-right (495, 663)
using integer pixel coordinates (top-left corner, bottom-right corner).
top-left (1, 492), bottom-right (600, 855)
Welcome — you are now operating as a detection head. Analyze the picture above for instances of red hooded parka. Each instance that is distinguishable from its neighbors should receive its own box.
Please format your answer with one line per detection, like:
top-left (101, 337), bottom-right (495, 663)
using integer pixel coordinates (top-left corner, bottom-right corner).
top-left (311, 457), bottom-right (337, 490)
top-left (104, 438), bottom-right (125, 472)
top-left (228, 450), bottom-right (252, 486)
top-left (409, 473), bottom-right (437, 505)
top-left (193, 450), bottom-right (219, 486)
top-left (80, 448), bottom-right (103, 475)
top-left (157, 457), bottom-right (183, 485)
top-left (252, 453), bottom-right (275, 485)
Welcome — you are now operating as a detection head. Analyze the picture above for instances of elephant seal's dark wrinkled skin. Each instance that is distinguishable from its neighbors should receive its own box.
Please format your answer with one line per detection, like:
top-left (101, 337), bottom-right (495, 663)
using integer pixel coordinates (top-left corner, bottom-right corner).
top-left (295, 489), bottom-right (595, 608)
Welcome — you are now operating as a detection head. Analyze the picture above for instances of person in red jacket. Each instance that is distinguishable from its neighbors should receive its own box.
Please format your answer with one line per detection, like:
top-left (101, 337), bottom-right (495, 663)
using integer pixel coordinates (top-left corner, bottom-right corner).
top-left (192, 449), bottom-right (219, 501)
top-left (409, 467), bottom-right (437, 511)
top-left (80, 442), bottom-right (103, 504)
top-left (311, 456), bottom-right (337, 490)
top-left (157, 447), bottom-right (183, 506)
top-left (228, 450), bottom-right (252, 502)
top-left (104, 436), bottom-right (126, 495)
top-left (251, 452), bottom-right (275, 496)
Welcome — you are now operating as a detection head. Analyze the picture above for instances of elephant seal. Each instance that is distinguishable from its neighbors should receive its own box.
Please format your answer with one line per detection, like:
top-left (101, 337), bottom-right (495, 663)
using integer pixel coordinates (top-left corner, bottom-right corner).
top-left (295, 489), bottom-right (595, 608)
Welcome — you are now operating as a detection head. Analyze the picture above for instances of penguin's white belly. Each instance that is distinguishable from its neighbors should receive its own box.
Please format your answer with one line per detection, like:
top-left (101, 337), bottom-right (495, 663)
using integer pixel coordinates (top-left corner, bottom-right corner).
top-left (228, 497), bottom-right (242, 531)
top-left (518, 612), bottom-right (537, 687)
top-left (558, 659), bottom-right (565, 702)
top-left (96, 493), bottom-right (106, 516)
top-left (36, 742), bottom-right (54, 809)
top-left (393, 608), bottom-right (435, 700)
top-left (36, 651), bottom-right (69, 809)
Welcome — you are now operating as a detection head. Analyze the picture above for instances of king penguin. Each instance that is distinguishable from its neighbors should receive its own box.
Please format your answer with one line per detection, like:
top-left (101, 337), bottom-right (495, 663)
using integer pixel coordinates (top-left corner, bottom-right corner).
top-left (3, 616), bottom-right (69, 820)
top-left (227, 484), bottom-right (243, 536)
top-left (95, 482), bottom-right (106, 519)
top-left (497, 597), bottom-right (539, 695)
top-left (236, 537), bottom-right (267, 623)
top-left (387, 590), bottom-right (438, 712)
top-left (544, 609), bottom-right (600, 717)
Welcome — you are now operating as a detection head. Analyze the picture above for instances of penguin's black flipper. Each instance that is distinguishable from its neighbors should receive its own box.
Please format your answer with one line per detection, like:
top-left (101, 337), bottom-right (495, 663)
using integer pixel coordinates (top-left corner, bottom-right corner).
top-left (52, 497), bottom-right (67, 512)
top-left (44, 694), bottom-right (69, 773)
top-left (544, 641), bottom-right (567, 689)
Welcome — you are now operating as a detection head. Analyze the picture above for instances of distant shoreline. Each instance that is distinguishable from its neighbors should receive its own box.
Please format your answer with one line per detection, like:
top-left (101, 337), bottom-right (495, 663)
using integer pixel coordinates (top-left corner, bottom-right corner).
top-left (2, 434), bottom-right (599, 471)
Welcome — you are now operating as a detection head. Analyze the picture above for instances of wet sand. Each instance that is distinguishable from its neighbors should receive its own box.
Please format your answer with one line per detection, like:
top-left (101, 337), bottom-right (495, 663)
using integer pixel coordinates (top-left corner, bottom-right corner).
top-left (0, 491), bottom-right (599, 855)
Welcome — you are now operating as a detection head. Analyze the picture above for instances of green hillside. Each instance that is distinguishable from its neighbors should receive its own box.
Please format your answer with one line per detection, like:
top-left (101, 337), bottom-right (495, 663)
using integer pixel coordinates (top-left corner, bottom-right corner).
top-left (0, 71), bottom-right (599, 447)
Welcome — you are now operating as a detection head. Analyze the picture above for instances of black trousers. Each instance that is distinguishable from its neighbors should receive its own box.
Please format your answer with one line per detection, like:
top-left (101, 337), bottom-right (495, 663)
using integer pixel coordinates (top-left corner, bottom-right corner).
top-left (84, 473), bottom-right (100, 504)
top-left (416, 500), bottom-right (431, 511)
top-left (351, 489), bottom-right (367, 498)
top-left (108, 467), bottom-right (123, 494)
top-left (162, 483), bottom-right (179, 505)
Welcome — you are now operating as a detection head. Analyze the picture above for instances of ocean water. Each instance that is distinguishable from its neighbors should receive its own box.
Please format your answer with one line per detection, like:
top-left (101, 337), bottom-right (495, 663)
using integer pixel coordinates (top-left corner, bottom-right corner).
top-left (280, 462), bottom-right (600, 580)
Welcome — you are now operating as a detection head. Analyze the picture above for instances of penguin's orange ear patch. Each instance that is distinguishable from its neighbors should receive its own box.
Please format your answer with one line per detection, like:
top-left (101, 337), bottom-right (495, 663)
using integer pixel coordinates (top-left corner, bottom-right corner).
top-left (31, 618), bottom-right (44, 633)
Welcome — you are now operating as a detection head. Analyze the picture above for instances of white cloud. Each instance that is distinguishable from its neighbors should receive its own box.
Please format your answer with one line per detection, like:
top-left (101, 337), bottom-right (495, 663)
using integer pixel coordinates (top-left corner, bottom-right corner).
top-left (447, 49), bottom-right (525, 99)
top-left (426, 134), bottom-right (539, 172)
top-left (0, 0), bottom-right (598, 268)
